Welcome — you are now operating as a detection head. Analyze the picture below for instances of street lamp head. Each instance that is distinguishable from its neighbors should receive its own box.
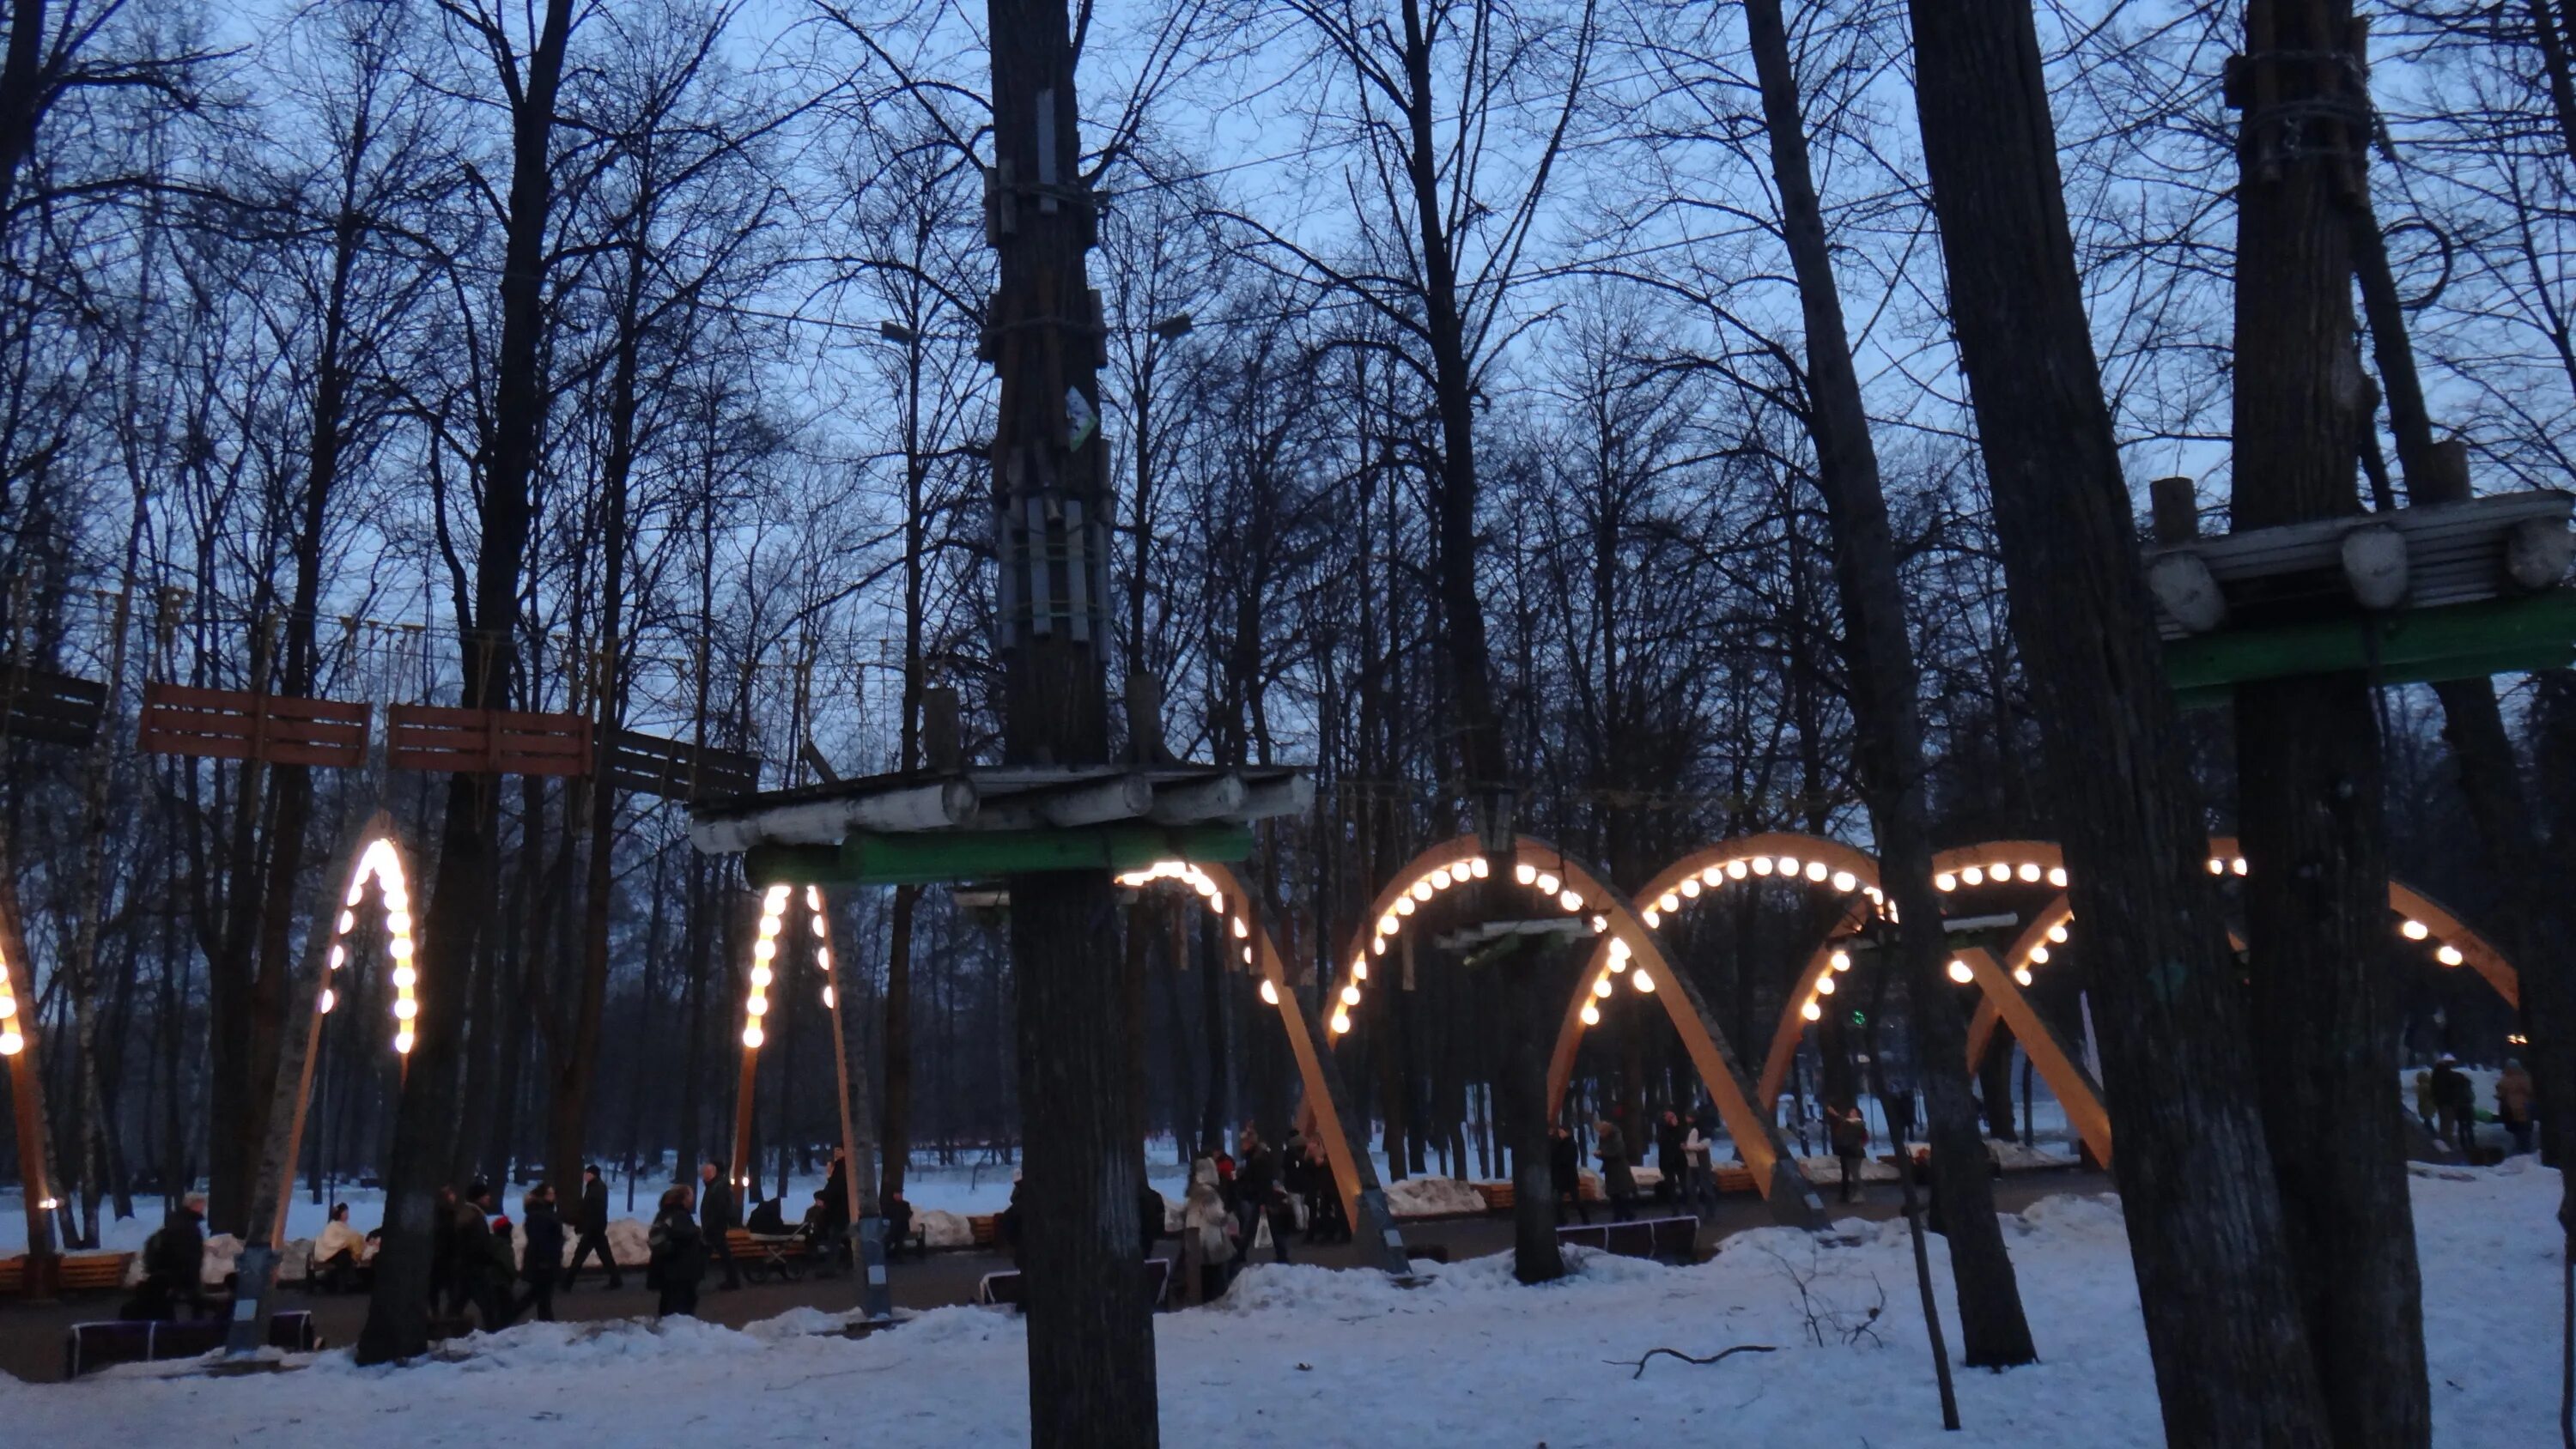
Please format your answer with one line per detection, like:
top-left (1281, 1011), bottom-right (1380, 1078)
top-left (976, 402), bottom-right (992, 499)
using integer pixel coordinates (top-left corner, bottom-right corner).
top-left (878, 320), bottom-right (919, 347)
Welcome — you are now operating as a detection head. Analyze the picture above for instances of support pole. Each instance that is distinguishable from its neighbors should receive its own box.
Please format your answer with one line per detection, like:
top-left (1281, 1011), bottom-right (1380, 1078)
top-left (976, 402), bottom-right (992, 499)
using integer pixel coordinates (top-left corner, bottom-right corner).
top-left (1, 880), bottom-right (56, 1299)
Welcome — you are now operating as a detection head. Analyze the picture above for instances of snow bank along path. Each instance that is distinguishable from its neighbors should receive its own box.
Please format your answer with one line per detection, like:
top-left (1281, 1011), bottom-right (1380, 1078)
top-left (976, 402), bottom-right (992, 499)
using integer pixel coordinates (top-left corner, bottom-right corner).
top-left (1, 1162), bottom-right (2553, 1446)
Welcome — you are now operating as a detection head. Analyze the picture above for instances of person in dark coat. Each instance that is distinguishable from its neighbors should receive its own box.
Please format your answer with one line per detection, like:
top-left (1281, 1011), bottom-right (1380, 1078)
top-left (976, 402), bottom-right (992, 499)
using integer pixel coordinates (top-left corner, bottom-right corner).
top-left (454, 1183), bottom-right (513, 1330)
top-left (511, 1184), bottom-right (565, 1325)
top-left (999, 1174), bottom-right (1028, 1271)
top-left (563, 1165), bottom-right (622, 1290)
top-left (1139, 1181), bottom-right (1166, 1259)
top-left (1549, 1125), bottom-right (1587, 1225)
top-left (647, 1185), bottom-right (706, 1318)
top-left (1596, 1119), bottom-right (1639, 1223)
top-left (696, 1161), bottom-right (741, 1289)
top-left (431, 1184), bottom-right (463, 1314)
top-left (132, 1193), bottom-right (209, 1320)
top-left (884, 1191), bottom-right (916, 1260)
top-left (1234, 1125), bottom-right (1288, 1264)
top-left (1303, 1140), bottom-right (1348, 1243)
top-left (820, 1150), bottom-right (853, 1268)
top-left (1654, 1110), bottom-right (1689, 1204)
top-left (2432, 1055), bottom-right (2476, 1153)
top-left (1828, 1100), bottom-right (1871, 1204)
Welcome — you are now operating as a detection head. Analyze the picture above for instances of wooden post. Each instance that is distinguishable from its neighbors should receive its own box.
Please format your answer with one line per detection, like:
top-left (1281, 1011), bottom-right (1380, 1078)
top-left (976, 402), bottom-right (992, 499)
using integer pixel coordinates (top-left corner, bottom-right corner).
top-left (1, 879), bottom-right (58, 1297)
top-left (2151, 476), bottom-right (2201, 545)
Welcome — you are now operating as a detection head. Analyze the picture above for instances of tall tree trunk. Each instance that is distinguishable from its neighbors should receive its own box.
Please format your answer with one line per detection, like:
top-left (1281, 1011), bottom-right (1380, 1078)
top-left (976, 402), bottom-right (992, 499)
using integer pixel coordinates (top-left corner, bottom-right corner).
top-left (985, 0), bottom-right (1156, 1437)
top-left (358, 0), bottom-right (575, 1366)
top-left (1747, 0), bottom-right (2034, 1364)
top-left (2231, 14), bottom-right (2427, 1445)
top-left (1903, 0), bottom-right (2330, 1438)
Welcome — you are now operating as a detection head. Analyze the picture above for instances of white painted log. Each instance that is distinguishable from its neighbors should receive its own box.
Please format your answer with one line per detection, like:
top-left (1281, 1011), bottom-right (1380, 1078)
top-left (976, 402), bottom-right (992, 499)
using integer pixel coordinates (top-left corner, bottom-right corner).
top-left (2340, 525), bottom-right (2410, 610)
top-left (2504, 518), bottom-right (2574, 591)
top-left (2147, 552), bottom-right (2228, 633)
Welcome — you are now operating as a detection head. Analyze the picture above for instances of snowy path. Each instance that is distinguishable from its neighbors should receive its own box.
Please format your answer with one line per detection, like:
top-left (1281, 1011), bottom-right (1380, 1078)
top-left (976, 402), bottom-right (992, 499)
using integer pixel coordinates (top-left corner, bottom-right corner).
top-left (0, 1161), bottom-right (2555, 1446)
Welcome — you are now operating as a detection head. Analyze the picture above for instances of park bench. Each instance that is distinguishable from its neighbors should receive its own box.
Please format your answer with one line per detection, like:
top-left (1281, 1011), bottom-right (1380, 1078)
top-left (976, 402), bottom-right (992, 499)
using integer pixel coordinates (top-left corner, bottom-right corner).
top-left (64, 1309), bottom-right (319, 1378)
top-left (976, 1258), bottom-right (1170, 1312)
top-left (968, 1213), bottom-right (999, 1247)
top-left (726, 1227), bottom-right (816, 1284)
top-left (1555, 1216), bottom-right (1698, 1262)
top-left (0, 1251), bottom-right (137, 1298)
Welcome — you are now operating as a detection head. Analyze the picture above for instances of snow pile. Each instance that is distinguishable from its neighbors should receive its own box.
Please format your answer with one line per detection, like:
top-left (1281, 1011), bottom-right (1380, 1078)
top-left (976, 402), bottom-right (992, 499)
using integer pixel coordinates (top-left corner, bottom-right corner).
top-left (4, 1164), bottom-right (2553, 1449)
top-left (1382, 1176), bottom-right (1485, 1218)
top-left (918, 1210), bottom-right (975, 1250)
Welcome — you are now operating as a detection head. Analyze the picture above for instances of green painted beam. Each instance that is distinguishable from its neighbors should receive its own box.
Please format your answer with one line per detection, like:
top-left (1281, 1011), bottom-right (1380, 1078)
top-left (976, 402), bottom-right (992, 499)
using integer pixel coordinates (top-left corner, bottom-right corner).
top-left (743, 824), bottom-right (1255, 887)
top-left (2165, 590), bottom-right (2576, 707)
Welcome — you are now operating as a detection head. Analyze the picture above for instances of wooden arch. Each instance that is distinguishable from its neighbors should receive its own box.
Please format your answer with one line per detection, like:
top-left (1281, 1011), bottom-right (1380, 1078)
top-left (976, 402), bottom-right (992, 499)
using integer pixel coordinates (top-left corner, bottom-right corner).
top-left (2, 870), bottom-right (58, 1276)
top-left (721, 882), bottom-right (871, 1232)
top-left (1333, 834), bottom-right (1824, 1224)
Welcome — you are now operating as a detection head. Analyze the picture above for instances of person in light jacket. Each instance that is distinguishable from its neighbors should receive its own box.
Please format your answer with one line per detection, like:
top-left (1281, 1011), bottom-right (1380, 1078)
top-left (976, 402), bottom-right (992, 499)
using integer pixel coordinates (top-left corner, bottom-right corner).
top-left (1680, 1119), bottom-right (1717, 1219)
top-left (312, 1202), bottom-right (365, 1292)
top-left (1180, 1158), bottom-right (1237, 1303)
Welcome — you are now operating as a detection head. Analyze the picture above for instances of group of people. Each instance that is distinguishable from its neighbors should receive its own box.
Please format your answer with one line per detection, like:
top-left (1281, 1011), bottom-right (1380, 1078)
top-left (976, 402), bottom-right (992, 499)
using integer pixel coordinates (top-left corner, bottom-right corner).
top-left (2415, 1054), bottom-right (2537, 1155)
top-left (1169, 1124), bottom-right (1345, 1301)
top-left (1551, 1106), bottom-right (1734, 1224)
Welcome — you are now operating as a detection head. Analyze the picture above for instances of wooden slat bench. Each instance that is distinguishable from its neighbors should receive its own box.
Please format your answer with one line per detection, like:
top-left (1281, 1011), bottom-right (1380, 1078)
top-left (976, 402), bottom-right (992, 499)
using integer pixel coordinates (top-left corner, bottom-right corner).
top-left (0, 1252), bottom-right (137, 1297)
top-left (968, 1214), bottom-right (999, 1247)
top-left (978, 1258), bottom-right (1170, 1311)
top-left (1555, 1216), bottom-right (1700, 1262)
top-left (726, 1228), bottom-right (814, 1283)
top-left (65, 1310), bottom-right (319, 1378)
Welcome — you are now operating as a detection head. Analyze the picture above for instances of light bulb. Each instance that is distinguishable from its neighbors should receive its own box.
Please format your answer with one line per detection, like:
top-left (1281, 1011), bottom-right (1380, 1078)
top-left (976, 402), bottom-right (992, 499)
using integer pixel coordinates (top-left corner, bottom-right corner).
top-left (2016, 864), bottom-right (2041, 883)
top-left (2014, 967), bottom-right (2035, 986)
top-left (388, 911), bottom-right (412, 935)
top-left (2400, 919), bottom-right (2429, 941)
top-left (1589, 914), bottom-right (1608, 933)
top-left (746, 996), bottom-right (769, 1017)
top-left (0, 1029), bottom-right (19, 1054)
top-left (2048, 924), bottom-right (2069, 944)
top-left (1960, 867), bottom-right (1984, 887)
top-left (1631, 969), bottom-right (1655, 994)
top-left (759, 913), bottom-right (782, 937)
top-left (821, 985), bottom-right (835, 1008)
top-left (1260, 979), bottom-right (1280, 1005)
top-left (811, 915), bottom-right (826, 937)
top-left (1658, 892), bottom-right (1680, 913)
top-left (0, 996), bottom-right (14, 1017)
top-left (1830, 949), bottom-right (1850, 973)
top-left (1777, 856), bottom-right (1801, 877)
top-left (319, 989), bottom-right (337, 1015)
top-left (1232, 917), bottom-right (1249, 939)
top-left (754, 938), bottom-right (775, 963)
top-left (393, 1031), bottom-right (414, 1054)
top-left (817, 948), bottom-right (831, 971)
top-left (2436, 944), bottom-right (2464, 967)
top-left (1805, 861), bottom-right (1828, 882)
top-left (1579, 1003), bottom-right (1601, 1027)
top-left (1377, 913), bottom-right (1398, 937)
top-left (1515, 863), bottom-right (1537, 885)
top-left (1469, 858), bottom-right (1490, 878)
top-left (2206, 858), bottom-right (2225, 876)
top-left (1242, 946), bottom-right (1254, 965)
top-left (1800, 1001), bottom-right (1820, 1022)
top-left (2027, 946), bottom-right (2050, 965)
top-left (2230, 858), bottom-right (2248, 876)
top-left (1751, 857), bottom-right (1774, 876)
top-left (1340, 984), bottom-right (1360, 1007)
top-left (1832, 870), bottom-right (1858, 893)
top-left (1726, 860), bottom-right (1747, 879)
top-left (1558, 889), bottom-right (1583, 912)
top-left (1703, 865), bottom-right (1727, 886)
top-left (751, 964), bottom-right (773, 988)
top-left (1593, 975), bottom-right (1613, 998)
top-left (1643, 908), bottom-right (1661, 928)
top-left (765, 885), bottom-right (791, 909)
top-left (1431, 868), bottom-right (1452, 889)
top-left (1680, 878), bottom-right (1701, 899)
top-left (1352, 959), bottom-right (1369, 981)
top-left (392, 965), bottom-right (416, 989)
top-left (328, 944), bottom-right (347, 971)
top-left (1935, 873), bottom-right (1957, 892)
top-left (337, 911), bottom-right (355, 934)
top-left (1395, 895), bottom-right (1415, 917)
top-left (389, 937), bottom-right (412, 961)
top-left (1815, 975), bottom-right (1835, 996)
top-left (393, 999), bottom-right (417, 1021)
top-left (742, 1026), bottom-right (764, 1049)
top-left (1371, 937), bottom-right (1387, 956)
top-left (1947, 959), bottom-right (1975, 985)
top-left (1607, 937), bottom-right (1631, 961)
top-left (2048, 867), bottom-right (2069, 888)
top-left (1330, 1010), bottom-right (1352, 1034)
top-left (1412, 881), bottom-right (1433, 901)
top-left (1534, 873), bottom-right (1560, 896)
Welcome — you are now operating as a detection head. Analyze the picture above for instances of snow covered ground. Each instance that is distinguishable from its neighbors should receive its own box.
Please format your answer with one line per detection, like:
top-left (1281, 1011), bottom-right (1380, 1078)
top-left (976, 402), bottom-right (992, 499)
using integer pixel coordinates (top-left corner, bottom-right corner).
top-left (2, 1156), bottom-right (2554, 1445)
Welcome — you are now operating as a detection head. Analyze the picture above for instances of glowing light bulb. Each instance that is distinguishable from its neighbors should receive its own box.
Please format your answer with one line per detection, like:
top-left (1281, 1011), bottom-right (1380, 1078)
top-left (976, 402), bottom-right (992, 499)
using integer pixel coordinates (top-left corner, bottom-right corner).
top-left (765, 885), bottom-right (791, 909)
top-left (2027, 946), bottom-right (2050, 965)
top-left (750, 964), bottom-right (773, 988)
top-left (1589, 914), bottom-right (1608, 933)
top-left (1580, 1003), bottom-right (1601, 1028)
top-left (1680, 878), bottom-right (1702, 899)
top-left (754, 938), bottom-right (775, 963)
top-left (1815, 975), bottom-right (1835, 996)
top-left (1558, 889), bottom-right (1583, 912)
top-left (742, 1026), bottom-right (764, 1049)
top-left (759, 913), bottom-right (782, 937)
top-left (817, 948), bottom-right (832, 971)
top-left (1935, 873), bottom-right (1957, 892)
top-left (1260, 979), bottom-right (1280, 1005)
top-left (746, 996), bottom-right (769, 1017)
top-left (1805, 862), bottom-right (1828, 882)
top-left (2048, 867), bottom-right (2069, 888)
top-left (0, 996), bottom-right (14, 1018)
top-left (2048, 924), bottom-right (2069, 944)
top-left (1947, 959), bottom-right (1975, 985)
top-left (2400, 919), bottom-right (2430, 941)
top-left (1352, 959), bottom-right (1369, 981)
top-left (1232, 917), bottom-right (1249, 939)
top-left (1371, 937), bottom-right (1387, 956)
top-left (1800, 1001), bottom-right (1821, 1022)
top-left (1470, 858), bottom-right (1490, 878)
top-left (1726, 860), bottom-right (1747, 880)
top-left (1411, 881), bottom-right (1433, 901)
top-left (388, 911), bottom-right (412, 935)
top-left (2014, 967), bottom-right (2035, 986)
top-left (1431, 868), bottom-right (1452, 889)
top-left (1960, 867), bottom-right (1984, 887)
top-left (1631, 968), bottom-right (1655, 993)
top-left (1703, 866), bottom-right (1726, 886)
top-left (2016, 864), bottom-right (2041, 883)
top-left (392, 965), bottom-right (416, 990)
top-left (1751, 857), bottom-right (1775, 876)
top-left (318, 989), bottom-right (336, 1015)
top-left (1777, 856), bottom-right (1801, 877)
top-left (393, 999), bottom-right (417, 1021)
top-left (389, 937), bottom-right (413, 961)
top-left (1832, 870), bottom-right (1857, 893)
top-left (328, 944), bottom-right (346, 971)
top-left (1340, 984), bottom-right (1361, 1007)
top-left (1534, 873), bottom-right (1561, 896)
top-left (1330, 1009), bottom-right (1352, 1034)
top-left (1642, 908), bottom-right (1661, 928)
top-left (1594, 975), bottom-right (1614, 998)
top-left (1657, 892), bottom-right (1680, 913)
top-left (1515, 863), bottom-right (1538, 885)
top-left (1377, 913), bottom-right (1399, 937)
top-left (337, 911), bottom-right (355, 934)
top-left (2206, 858), bottom-right (2226, 876)
top-left (822, 985), bottom-right (835, 1008)
top-left (1607, 937), bottom-right (1631, 962)
top-left (1395, 895), bottom-right (1416, 917)
top-left (811, 916), bottom-right (827, 937)
top-left (1830, 949), bottom-right (1850, 973)
top-left (393, 1031), bottom-right (414, 1054)
top-left (2436, 944), bottom-right (2464, 967)
top-left (2230, 858), bottom-right (2248, 876)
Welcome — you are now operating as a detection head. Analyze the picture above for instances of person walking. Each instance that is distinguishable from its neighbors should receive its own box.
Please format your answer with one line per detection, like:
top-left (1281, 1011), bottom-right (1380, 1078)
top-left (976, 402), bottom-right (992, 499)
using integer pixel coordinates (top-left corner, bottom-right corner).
top-left (1597, 1118), bottom-right (1638, 1223)
top-left (1180, 1157), bottom-right (1237, 1304)
top-left (563, 1165), bottom-right (623, 1290)
top-left (1680, 1115), bottom-right (1716, 1219)
top-left (696, 1161), bottom-right (742, 1290)
top-left (1654, 1110), bottom-right (1687, 1207)
top-left (1828, 1100), bottom-right (1871, 1204)
top-left (647, 1185), bottom-right (706, 1319)
top-left (2498, 1059), bottom-right (2537, 1155)
top-left (455, 1182), bottom-right (514, 1331)
top-left (2432, 1054), bottom-right (2476, 1154)
top-left (511, 1183), bottom-right (565, 1325)
top-left (1549, 1124), bottom-right (1588, 1225)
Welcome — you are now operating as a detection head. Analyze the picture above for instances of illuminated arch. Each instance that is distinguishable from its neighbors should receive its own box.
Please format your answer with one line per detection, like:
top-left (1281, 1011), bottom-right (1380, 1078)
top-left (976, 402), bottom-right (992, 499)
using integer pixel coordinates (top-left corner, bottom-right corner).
top-left (2, 873), bottom-right (60, 1264)
top-left (1112, 859), bottom-right (1397, 1252)
top-left (270, 814), bottom-right (422, 1246)
top-left (1347, 833), bottom-right (1824, 1222)
top-left (728, 882), bottom-right (867, 1207)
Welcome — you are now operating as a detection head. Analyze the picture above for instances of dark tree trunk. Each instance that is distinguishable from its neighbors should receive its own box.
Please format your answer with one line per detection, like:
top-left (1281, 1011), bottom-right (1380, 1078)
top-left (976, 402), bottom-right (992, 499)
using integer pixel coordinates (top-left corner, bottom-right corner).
top-left (985, 0), bottom-right (1157, 1437)
top-left (358, 0), bottom-right (575, 1366)
top-left (1501, 942), bottom-right (1564, 1284)
top-left (2231, 14), bottom-right (2428, 1445)
top-left (1747, 0), bottom-right (2033, 1366)
top-left (1902, 0), bottom-right (2330, 1438)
